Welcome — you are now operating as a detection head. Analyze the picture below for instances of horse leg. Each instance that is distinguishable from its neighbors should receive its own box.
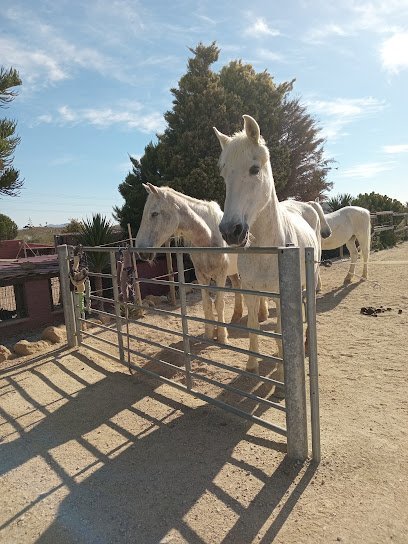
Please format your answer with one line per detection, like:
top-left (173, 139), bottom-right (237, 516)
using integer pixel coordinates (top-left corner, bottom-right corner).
top-left (229, 273), bottom-right (243, 323)
top-left (258, 296), bottom-right (269, 322)
top-left (196, 272), bottom-right (215, 340)
top-left (360, 231), bottom-right (370, 279)
top-left (344, 236), bottom-right (358, 284)
top-left (215, 274), bottom-right (228, 344)
top-left (316, 270), bottom-right (322, 293)
top-left (273, 299), bottom-right (285, 398)
top-left (244, 294), bottom-right (260, 373)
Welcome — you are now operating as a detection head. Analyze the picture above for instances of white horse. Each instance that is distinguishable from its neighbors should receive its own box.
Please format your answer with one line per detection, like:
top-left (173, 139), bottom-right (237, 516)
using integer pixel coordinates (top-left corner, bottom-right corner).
top-left (135, 184), bottom-right (243, 343)
top-left (281, 199), bottom-right (333, 292)
top-left (309, 201), bottom-right (371, 284)
top-left (213, 115), bottom-right (319, 386)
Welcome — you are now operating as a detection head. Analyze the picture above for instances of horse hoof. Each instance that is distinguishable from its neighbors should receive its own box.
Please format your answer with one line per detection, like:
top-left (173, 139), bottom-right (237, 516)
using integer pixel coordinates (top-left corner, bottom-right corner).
top-left (245, 364), bottom-right (259, 374)
top-left (343, 276), bottom-right (352, 285)
top-left (217, 334), bottom-right (229, 345)
top-left (258, 311), bottom-right (268, 323)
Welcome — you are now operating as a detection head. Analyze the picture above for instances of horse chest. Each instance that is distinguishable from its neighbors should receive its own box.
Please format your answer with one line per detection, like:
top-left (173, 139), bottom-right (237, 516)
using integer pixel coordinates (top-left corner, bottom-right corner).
top-left (238, 254), bottom-right (279, 291)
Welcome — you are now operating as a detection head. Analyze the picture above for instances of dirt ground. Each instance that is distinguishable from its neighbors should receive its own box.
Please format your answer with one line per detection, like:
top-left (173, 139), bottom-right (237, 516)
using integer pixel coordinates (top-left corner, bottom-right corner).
top-left (0, 243), bottom-right (407, 543)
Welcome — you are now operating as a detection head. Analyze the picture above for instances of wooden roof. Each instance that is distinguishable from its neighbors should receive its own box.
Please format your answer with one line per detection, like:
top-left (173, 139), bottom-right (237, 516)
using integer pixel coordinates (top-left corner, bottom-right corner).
top-left (0, 255), bottom-right (59, 284)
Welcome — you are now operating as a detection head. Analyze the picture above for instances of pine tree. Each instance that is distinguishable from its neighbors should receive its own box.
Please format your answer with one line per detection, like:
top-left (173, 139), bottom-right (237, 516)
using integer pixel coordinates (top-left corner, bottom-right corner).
top-left (115, 43), bottom-right (333, 231)
top-left (0, 67), bottom-right (23, 197)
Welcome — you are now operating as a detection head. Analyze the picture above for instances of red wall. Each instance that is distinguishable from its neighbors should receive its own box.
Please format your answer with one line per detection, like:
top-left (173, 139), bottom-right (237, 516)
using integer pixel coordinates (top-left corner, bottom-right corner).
top-left (1, 277), bottom-right (63, 337)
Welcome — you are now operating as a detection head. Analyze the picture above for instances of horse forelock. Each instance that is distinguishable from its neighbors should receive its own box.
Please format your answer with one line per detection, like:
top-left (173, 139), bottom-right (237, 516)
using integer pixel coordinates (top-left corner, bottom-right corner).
top-left (218, 129), bottom-right (269, 169)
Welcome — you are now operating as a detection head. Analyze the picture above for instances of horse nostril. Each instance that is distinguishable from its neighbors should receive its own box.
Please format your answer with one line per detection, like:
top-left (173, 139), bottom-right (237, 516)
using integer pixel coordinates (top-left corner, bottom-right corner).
top-left (233, 224), bottom-right (243, 237)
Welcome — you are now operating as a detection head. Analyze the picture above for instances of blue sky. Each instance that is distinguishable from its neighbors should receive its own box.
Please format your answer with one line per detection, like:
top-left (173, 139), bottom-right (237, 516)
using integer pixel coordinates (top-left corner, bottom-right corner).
top-left (1, 0), bottom-right (408, 228)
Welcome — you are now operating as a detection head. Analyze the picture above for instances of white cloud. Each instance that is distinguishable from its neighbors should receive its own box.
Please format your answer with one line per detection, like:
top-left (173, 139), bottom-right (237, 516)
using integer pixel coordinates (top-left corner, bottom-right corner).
top-left (306, 96), bottom-right (386, 140)
top-left (380, 32), bottom-right (408, 73)
top-left (256, 48), bottom-right (284, 62)
top-left (2, 6), bottom-right (136, 87)
top-left (383, 143), bottom-right (408, 154)
top-left (305, 23), bottom-right (349, 43)
top-left (0, 37), bottom-right (68, 85)
top-left (342, 161), bottom-right (395, 178)
top-left (350, 1), bottom-right (406, 33)
top-left (245, 17), bottom-right (280, 37)
top-left (36, 113), bottom-right (53, 124)
top-left (38, 103), bottom-right (165, 133)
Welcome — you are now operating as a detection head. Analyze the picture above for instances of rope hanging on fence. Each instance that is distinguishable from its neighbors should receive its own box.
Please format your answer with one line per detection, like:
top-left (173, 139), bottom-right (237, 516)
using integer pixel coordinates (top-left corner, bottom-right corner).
top-left (69, 245), bottom-right (91, 312)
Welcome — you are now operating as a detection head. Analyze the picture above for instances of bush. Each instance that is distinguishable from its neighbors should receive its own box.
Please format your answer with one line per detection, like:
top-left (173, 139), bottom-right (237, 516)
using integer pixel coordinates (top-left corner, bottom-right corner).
top-left (0, 213), bottom-right (18, 240)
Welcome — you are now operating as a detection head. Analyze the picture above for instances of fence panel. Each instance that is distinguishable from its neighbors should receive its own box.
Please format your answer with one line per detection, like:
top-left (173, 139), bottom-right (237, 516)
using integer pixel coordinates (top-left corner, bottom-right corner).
top-left (58, 244), bottom-right (320, 462)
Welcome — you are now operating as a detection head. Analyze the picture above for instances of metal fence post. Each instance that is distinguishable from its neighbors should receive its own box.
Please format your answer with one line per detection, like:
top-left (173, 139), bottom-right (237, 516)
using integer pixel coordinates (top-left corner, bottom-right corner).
top-left (305, 247), bottom-right (321, 463)
top-left (110, 250), bottom-right (125, 364)
top-left (176, 252), bottom-right (193, 390)
top-left (57, 245), bottom-right (76, 348)
top-left (278, 246), bottom-right (308, 461)
top-left (73, 292), bottom-right (83, 346)
top-left (165, 240), bottom-right (177, 305)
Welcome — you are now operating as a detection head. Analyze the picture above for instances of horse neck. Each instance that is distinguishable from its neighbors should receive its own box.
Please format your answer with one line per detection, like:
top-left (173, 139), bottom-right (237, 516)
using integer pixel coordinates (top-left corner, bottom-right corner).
top-left (173, 194), bottom-right (217, 247)
top-left (251, 173), bottom-right (286, 246)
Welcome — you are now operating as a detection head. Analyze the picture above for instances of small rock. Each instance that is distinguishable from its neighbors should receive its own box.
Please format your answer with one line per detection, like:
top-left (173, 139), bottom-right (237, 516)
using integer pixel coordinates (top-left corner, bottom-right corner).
top-left (0, 345), bottom-right (12, 363)
top-left (14, 339), bottom-right (52, 356)
top-left (41, 326), bottom-right (65, 344)
top-left (398, 309), bottom-right (402, 314)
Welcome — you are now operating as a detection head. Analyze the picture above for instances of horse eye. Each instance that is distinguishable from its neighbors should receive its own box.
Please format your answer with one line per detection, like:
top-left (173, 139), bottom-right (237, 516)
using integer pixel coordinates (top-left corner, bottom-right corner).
top-left (249, 165), bottom-right (260, 175)
top-left (151, 211), bottom-right (159, 218)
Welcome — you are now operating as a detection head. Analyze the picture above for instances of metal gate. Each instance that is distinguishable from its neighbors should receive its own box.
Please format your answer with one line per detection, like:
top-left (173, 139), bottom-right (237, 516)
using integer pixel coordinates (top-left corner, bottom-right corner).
top-left (57, 244), bottom-right (320, 463)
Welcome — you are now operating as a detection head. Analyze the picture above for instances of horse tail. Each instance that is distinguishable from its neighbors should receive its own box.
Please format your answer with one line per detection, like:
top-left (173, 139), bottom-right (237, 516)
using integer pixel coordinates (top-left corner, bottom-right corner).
top-left (309, 201), bottom-right (332, 239)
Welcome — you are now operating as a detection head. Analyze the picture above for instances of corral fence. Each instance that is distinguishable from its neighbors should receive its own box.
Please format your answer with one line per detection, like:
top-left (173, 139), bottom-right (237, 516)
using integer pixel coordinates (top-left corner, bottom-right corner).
top-left (370, 210), bottom-right (408, 237)
top-left (57, 244), bottom-right (320, 463)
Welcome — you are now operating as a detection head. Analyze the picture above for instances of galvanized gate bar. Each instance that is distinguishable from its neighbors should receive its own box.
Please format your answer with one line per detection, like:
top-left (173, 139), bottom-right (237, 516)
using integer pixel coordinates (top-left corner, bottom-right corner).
top-left (176, 252), bottom-right (193, 390)
top-left (305, 247), bottom-right (321, 463)
top-left (126, 358), bottom-right (288, 437)
top-left (122, 320), bottom-right (284, 387)
top-left (122, 300), bottom-right (283, 341)
top-left (82, 245), bottom-right (281, 255)
top-left (132, 276), bottom-right (280, 299)
top-left (278, 247), bottom-right (308, 461)
top-left (71, 243), bottom-right (320, 462)
top-left (109, 250), bottom-right (125, 364)
top-left (57, 245), bottom-right (76, 348)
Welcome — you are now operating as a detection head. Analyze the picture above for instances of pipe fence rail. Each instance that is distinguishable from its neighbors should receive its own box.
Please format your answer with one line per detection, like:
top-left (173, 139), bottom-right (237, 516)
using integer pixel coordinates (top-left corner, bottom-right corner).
top-left (58, 243), bottom-right (320, 463)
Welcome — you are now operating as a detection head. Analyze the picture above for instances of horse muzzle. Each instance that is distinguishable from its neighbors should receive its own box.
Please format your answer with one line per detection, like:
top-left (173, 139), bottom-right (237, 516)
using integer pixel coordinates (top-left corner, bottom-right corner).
top-left (219, 221), bottom-right (249, 246)
top-left (321, 227), bottom-right (332, 239)
top-left (138, 251), bottom-right (156, 262)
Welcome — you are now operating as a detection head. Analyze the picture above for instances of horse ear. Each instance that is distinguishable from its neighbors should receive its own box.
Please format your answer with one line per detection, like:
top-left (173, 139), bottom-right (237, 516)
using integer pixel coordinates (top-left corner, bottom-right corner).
top-left (213, 127), bottom-right (231, 150)
top-left (243, 115), bottom-right (260, 144)
top-left (143, 182), bottom-right (160, 195)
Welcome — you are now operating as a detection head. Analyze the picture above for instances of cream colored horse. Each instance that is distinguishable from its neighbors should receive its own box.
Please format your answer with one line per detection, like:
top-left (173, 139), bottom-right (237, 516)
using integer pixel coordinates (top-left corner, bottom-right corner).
top-left (309, 201), bottom-right (371, 284)
top-left (281, 199), bottom-right (333, 292)
top-left (214, 115), bottom-right (319, 386)
top-left (135, 184), bottom-right (243, 343)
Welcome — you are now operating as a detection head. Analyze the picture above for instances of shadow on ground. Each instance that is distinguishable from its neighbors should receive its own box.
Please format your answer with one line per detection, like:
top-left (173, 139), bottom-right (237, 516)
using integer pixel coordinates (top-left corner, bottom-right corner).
top-left (0, 348), bottom-right (317, 544)
top-left (316, 280), bottom-right (362, 314)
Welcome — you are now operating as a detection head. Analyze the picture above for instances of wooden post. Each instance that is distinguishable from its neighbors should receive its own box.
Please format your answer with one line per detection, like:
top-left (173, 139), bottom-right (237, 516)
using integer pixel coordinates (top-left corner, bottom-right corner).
top-left (165, 239), bottom-right (177, 305)
top-left (127, 223), bottom-right (142, 306)
top-left (57, 245), bottom-right (76, 348)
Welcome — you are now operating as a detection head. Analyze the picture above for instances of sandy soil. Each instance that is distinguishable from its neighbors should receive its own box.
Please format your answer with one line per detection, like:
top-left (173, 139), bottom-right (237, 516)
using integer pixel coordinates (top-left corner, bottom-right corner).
top-left (0, 242), bottom-right (407, 543)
